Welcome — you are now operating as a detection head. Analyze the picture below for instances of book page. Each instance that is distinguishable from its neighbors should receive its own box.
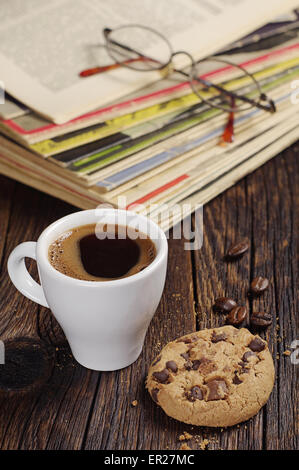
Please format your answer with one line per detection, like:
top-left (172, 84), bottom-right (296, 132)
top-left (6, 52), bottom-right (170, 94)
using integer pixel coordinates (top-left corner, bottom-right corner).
top-left (0, 0), bottom-right (298, 123)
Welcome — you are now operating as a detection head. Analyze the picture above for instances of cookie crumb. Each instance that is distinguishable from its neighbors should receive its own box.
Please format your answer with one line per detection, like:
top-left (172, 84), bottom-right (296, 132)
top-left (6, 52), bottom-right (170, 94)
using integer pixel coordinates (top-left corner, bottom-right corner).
top-left (283, 350), bottom-right (291, 356)
top-left (179, 431), bottom-right (192, 441)
top-left (180, 443), bottom-right (191, 450)
top-left (199, 439), bottom-right (210, 450)
top-left (131, 400), bottom-right (138, 407)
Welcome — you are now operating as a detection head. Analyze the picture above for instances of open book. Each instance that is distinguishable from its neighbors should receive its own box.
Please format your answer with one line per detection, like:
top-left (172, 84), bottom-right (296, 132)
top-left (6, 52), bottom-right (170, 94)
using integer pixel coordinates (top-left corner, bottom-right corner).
top-left (1, 0), bottom-right (298, 123)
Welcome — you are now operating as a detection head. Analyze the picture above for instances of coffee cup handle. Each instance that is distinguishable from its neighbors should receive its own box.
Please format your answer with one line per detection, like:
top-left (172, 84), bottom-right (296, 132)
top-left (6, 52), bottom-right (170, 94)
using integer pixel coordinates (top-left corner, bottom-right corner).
top-left (7, 242), bottom-right (49, 308)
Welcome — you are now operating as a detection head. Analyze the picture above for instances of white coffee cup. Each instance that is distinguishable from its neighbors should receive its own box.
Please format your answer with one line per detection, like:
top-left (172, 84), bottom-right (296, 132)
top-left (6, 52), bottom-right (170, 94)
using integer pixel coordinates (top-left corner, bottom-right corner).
top-left (7, 209), bottom-right (168, 371)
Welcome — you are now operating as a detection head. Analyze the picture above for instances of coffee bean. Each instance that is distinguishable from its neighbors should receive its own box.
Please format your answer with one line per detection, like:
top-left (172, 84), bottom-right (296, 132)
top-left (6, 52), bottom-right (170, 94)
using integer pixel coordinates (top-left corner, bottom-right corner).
top-left (250, 277), bottom-right (269, 295)
top-left (248, 337), bottom-right (266, 352)
top-left (226, 239), bottom-right (249, 259)
top-left (251, 312), bottom-right (272, 328)
top-left (213, 297), bottom-right (237, 313)
top-left (153, 369), bottom-right (169, 383)
top-left (226, 306), bottom-right (247, 326)
top-left (166, 360), bottom-right (178, 373)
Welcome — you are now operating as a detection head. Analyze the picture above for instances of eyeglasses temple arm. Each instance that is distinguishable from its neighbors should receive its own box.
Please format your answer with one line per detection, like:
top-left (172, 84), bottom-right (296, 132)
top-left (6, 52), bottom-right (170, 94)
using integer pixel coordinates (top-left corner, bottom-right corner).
top-left (174, 68), bottom-right (276, 113)
top-left (103, 28), bottom-right (158, 63)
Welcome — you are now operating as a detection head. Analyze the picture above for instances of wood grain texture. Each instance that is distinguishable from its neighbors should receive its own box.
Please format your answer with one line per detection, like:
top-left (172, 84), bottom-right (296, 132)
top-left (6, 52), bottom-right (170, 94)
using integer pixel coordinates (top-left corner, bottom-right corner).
top-left (0, 144), bottom-right (297, 450)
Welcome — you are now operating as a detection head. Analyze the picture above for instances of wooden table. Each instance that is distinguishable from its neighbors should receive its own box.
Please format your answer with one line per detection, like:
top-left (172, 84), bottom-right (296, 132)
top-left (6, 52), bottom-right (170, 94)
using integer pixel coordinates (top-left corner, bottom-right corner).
top-left (0, 144), bottom-right (297, 450)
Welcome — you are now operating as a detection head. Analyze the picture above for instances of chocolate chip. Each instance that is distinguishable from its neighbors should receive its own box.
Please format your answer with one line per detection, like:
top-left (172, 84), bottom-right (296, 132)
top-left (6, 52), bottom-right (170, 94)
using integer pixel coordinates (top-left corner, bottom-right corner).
top-left (226, 239), bottom-right (249, 259)
top-left (184, 360), bottom-right (193, 371)
top-left (213, 297), bottom-right (237, 313)
top-left (248, 337), bottom-right (266, 352)
top-left (242, 351), bottom-right (257, 362)
top-left (237, 361), bottom-right (249, 373)
top-left (180, 352), bottom-right (190, 360)
top-left (206, 379), bottom-right (228, 401)
top-left (226, 306), bottom-right (247, 326)
top-left (186, 385), bottom-right (203, 401)
top-left (250, 277), bottom-right (269, 295)
top-left (166, 360), bottom-right (178, 373)
top-left (152, 355), bottom-right (161, 366)
top-left (189, 336), bottom-right (199, 343)
top-left (151, 388), bottom-right (159, 403)
top-left (211, 331), bottom-right (227, 343)
top-left (239, 366), bottom-right (250, 374)
top-left (177, 336), bottom-right (198, 344)
top-left (250, 312), bottom-right (272, 328)
top-left (191, 360), bottom-right (201, 370)
top-left (198, 358), bottom-right (216, 374)
top-left (232, 373), bottom-right (242, 385)
top-left (153, 369), bottom-right (170, 383)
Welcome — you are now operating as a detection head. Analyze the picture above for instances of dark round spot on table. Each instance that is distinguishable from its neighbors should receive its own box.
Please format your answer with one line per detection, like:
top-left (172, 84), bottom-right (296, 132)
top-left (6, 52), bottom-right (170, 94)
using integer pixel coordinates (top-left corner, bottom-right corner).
top-left (0, 337), bottom-right (54, 393)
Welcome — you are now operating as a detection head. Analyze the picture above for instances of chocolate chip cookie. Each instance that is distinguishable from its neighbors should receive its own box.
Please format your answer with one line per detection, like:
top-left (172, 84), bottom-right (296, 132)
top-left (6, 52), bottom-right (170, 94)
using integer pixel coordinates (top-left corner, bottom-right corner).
top-left (146, 326), bottom-right (275, 427)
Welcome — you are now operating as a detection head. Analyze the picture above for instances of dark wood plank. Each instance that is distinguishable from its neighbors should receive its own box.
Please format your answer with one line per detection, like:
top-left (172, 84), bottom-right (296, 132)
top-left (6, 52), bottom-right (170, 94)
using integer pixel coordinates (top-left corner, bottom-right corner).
top-left (260, 149), bottom-right (298, 450)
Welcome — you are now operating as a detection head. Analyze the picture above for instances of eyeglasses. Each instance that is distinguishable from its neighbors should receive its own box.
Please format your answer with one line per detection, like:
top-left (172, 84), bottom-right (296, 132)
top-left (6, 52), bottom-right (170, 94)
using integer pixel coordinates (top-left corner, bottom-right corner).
top-left (80, 24), bottom-right (276, 115)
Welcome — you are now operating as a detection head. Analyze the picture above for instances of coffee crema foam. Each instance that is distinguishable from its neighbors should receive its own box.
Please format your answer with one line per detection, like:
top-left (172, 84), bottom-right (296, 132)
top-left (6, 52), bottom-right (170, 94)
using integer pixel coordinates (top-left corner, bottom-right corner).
top-left (48, 223), bottom-right (156, 281)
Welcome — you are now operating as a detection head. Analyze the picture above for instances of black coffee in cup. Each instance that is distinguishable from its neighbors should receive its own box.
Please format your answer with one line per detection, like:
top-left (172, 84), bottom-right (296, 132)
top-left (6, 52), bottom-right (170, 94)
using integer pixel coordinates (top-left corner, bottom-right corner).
top-left (48, 223), bottom-right (156, 281)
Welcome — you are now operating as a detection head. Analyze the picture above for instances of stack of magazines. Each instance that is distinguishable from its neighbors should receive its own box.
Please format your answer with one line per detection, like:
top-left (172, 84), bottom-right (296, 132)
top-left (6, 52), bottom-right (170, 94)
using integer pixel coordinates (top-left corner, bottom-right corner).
top-left (0, 0), bottom-right (299, 231)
